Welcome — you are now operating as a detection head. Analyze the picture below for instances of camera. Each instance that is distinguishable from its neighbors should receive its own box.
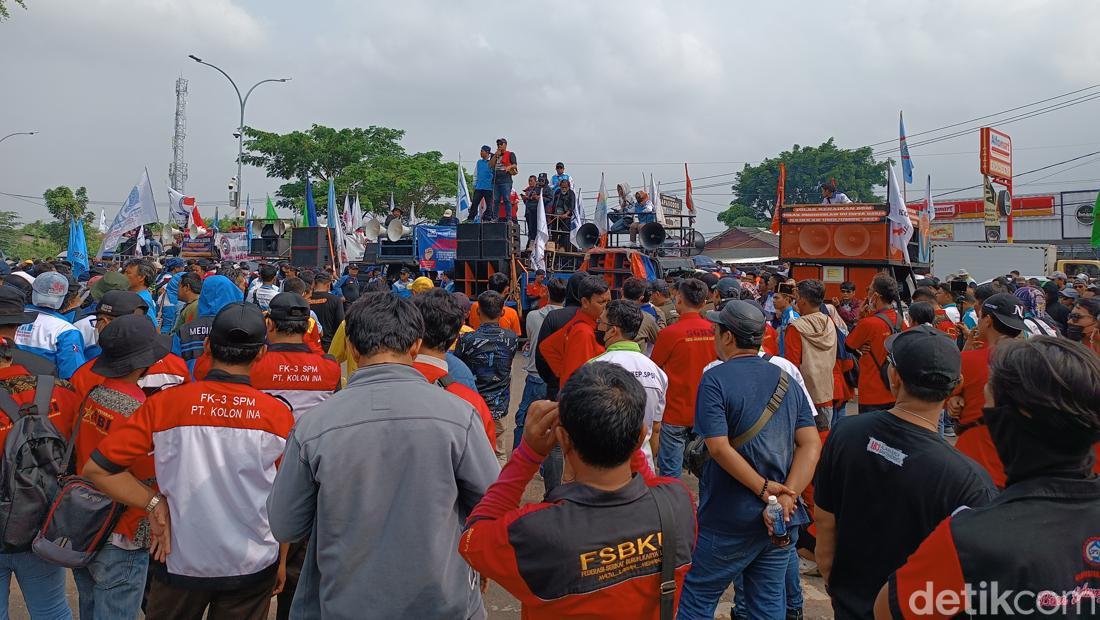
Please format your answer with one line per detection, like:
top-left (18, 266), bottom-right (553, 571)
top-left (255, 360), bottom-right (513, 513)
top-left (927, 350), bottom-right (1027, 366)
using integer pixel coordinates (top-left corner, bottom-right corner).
top-left (232, 130), bottom-right (242, 139)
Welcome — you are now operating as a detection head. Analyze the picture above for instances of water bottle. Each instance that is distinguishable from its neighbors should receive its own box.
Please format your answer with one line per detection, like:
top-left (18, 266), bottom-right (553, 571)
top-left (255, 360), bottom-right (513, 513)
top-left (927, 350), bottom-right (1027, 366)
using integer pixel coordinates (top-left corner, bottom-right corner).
top-left (767, 495), bottom-right (790, 547)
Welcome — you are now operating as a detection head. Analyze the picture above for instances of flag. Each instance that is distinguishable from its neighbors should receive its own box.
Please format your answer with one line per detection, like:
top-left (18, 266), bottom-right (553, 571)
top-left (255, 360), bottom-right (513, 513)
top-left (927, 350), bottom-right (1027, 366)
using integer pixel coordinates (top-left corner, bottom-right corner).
top-left (98, 209), bottom-right (106, 232)
top-left (456, 158), bottom-right (472, 220)
top-left (594, 174), bottom-right (609, 235)
top-left (570, 185), bottom-right (586, 247)
top-left (333, 193), bottom-right (348, 267)
top-left (772, 163), bottom-right (786, 234)
top-left (304, 178), bottom-right (318, 227)
top-left (916, 175), bottom-right (936, 263)
top-left (900, 111), bottom-right (914, 184)
top-left (327, 177), bottom-right (338, 229)
top-left (408, 199), bottom-right (417, 226)
top-left (265, 194), bottom-right (278, 222)
top-left (887, 166), bottom-right (914, 264)
top-left (351, 194), bottom-right (362, 232)
top-left (245, 195), bottom-right (254, 248)
top-left (532, 190), bottom-right (549, 270)
top-left (650, 174), bottom-right (665, 224)
top-left (684, 163), bottom-right (695, 214)
top-left (167, 187), bottom-right (193, 228)
top-left (98, 168), bottom-right (160, 258)
top-left (1092, 190), bottom-right (1100, 248)
top-left (67, 218), bottom-right (88, 279)
top-left (136, 225), bottom-right (146, 256)
top-left (341, 193), bottom-right (353, 232)
top-left (211, 205), bottom-right (220, 233)
top-left (190, 205), bottom-right (207, 237)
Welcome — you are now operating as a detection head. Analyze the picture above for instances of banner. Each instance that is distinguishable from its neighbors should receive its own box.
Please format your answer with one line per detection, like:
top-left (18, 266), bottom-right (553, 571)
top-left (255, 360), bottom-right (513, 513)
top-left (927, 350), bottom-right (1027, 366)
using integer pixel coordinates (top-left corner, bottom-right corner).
top-left (98, 168), bottom-right (159, 258)
top-left (415, 225), bottom-right (456, 272)
top-left (180, 237), bottom-right (217, 258)
top-left (216, 232), bottom-right (250, 260)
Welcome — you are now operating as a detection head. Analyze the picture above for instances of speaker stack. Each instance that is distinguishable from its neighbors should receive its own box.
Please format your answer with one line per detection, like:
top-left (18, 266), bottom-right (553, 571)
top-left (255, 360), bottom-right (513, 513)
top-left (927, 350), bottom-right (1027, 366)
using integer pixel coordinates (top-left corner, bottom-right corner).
top-left (290, 227), bottom-right (334, 269)
top-left (453, 222), bottom-right (519, 297)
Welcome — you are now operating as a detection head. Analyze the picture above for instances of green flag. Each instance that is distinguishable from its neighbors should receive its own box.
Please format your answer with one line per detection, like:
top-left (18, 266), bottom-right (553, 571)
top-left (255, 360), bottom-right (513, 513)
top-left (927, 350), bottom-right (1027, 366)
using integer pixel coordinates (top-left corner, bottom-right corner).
top-left (1093, 190), bottom-right (1100, 248)
top-left (265, 195), bottom-right (278, 222)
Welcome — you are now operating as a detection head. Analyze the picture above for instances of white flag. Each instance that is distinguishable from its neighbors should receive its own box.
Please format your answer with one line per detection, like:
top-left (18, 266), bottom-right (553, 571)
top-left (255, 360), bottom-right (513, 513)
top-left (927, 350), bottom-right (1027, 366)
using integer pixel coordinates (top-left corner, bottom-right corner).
top-left (136, 225), bottom-right (146, 256)
top-left (650, 174), bottom-right (665, 225)
top-left (456, 157), bottom-right (472, 220)
top-left (351, 194), bottom-right (363, 232)
top-left (167, 187), bottom-right (192, 228)
top-left (98, 168), bottom-right (159, 258)
top-left (532, 190), bottom-right (549, 270)
top-left (333, 194), bottom-right (348, 267)
top-left (408, 200), bottom-right (417, 226)
top-left (570, 185), bottom-right (586, 247)
top-left (594, 173), bottom-right (609, 236)
top-left (98, 209), bottom-right (106, 232)
top-left (887, 165), bottom-right (914, 265)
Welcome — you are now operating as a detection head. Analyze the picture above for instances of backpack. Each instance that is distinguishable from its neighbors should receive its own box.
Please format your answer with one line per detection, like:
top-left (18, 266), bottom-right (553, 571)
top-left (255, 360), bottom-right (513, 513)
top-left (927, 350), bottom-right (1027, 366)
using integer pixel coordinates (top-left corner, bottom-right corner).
top-left (0, 376), bottom-right (68, 553)
top-left (33, 389), bottom-right (125, 568)
top-left (870, 310), bottom-right (903, 390)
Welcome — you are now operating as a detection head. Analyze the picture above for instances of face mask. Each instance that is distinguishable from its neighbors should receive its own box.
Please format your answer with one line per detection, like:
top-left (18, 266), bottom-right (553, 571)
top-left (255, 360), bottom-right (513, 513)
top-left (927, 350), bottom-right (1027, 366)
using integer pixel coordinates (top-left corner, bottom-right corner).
top-left (594, 329), bottom-right (607, 347)
top-left (1065, 324), bottom-right (1085, 341)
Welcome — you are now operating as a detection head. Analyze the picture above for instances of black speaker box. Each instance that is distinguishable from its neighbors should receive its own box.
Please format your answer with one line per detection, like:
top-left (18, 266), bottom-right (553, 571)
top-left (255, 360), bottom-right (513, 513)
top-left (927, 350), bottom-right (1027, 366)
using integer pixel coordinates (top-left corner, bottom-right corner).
top-left (457, 223), bottom-right (481, 241)
top-left (378, 239), bottom-right (415, 260)
top-left (481, 239), bottom-right (514, 259)
top-left (457, 239), bottom-right (481, 260)
top-left (481, 221), bottom-right (514, 240)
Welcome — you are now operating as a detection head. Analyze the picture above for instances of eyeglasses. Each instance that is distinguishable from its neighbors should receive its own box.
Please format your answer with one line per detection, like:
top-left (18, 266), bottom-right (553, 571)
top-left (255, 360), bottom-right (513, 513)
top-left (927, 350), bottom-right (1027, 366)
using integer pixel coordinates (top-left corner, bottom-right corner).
top-left (1068, 313), bottom-right (1094, 322)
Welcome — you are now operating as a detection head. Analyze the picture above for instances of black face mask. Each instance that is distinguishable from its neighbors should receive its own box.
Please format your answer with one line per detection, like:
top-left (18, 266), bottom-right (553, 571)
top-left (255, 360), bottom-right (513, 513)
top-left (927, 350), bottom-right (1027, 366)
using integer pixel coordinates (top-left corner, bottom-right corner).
top-left (983, 405), bottom-right (1096, 486)
top-left (594, 329), bottom-right (607, 347)
top-left (1065, 324), bottom-right (1085, 341)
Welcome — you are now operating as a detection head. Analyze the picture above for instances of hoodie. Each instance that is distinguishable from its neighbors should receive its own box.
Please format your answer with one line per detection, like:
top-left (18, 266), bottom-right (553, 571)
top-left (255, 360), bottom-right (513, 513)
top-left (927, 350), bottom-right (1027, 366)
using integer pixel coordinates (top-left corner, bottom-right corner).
top-left (785, 312), bottom-right (837, 406)
top-left (173, 275), bottom-right (244, 375)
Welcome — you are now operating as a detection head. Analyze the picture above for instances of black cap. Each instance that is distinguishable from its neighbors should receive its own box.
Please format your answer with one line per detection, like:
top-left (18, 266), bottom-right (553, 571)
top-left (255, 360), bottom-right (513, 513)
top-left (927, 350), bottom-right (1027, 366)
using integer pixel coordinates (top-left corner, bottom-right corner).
top-left (267, 292), bottom-right (310, 321)
top-left (884, 325), bottom-right (961, 391)
top-left (555, 162), bottom-right (564, 168)
top-left (706, 299), bottom-right (766, 344)
top-left (698, 272), bottom-right (720, 290)
top-left (209, 302), bottom-right (267, 348)
top-left (98, 290), bottom-right (148, 318)
top-left (714, 277), bottom-right (742, 299)
top-left (535, 269), bottom-right (546, 276)
top-left (0, 286), bottom-right (35, 326)
top-left (981, 293), bottom-right (1027, 331)
top-left (92, 314), bottom-right (169, 378)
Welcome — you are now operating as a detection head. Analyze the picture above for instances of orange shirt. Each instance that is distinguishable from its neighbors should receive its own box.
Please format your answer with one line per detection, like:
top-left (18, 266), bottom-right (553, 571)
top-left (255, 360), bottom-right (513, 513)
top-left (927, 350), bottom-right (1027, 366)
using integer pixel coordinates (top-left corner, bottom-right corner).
top-left (845, 309), bottom-right (905, 406)
top-left (71, 354), bottom-right (190, 399)
top-left (955, 347), bottom-right (991, 427)
top-left (525, 281), bottom-right (548, 309)
top-left (761, 323), bottom-right (779, 356)
top-left (650, 311), bottom-right (717, 427)
top-left (469, 303), bottom-right (522, 334)
top-left (557, 311), bottom-right (604, 388)
top-left (0, 367), bottom-right (79, 445)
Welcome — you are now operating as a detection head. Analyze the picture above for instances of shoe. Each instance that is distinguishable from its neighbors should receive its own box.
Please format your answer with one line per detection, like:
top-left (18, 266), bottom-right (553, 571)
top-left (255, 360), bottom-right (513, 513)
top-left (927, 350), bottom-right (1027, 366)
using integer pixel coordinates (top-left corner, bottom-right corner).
top-left (944, 427), bottom-right (957, 438)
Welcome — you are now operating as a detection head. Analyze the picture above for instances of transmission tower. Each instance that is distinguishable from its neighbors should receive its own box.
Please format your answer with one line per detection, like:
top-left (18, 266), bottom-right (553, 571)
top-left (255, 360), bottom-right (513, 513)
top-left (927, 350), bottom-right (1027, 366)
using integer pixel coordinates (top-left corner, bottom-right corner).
top-left (169, 77), bottom-right (189, 192)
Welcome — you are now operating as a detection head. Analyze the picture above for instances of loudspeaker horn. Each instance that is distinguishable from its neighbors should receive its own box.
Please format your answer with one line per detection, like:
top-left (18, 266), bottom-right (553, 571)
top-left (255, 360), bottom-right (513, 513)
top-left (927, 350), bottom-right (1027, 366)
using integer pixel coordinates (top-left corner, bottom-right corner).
top-left (363, 218), bottom-right (382, 242)
top-left (250, 220), bottom-right (286, 237)
top-left (387, 219), bottom-right (413, 242)
top-left (685, 230), bottom-right (706, 256)
top-left (576, 222), bottom-right (600, 251)
top-left (640, 222), bottom-right (667, 250)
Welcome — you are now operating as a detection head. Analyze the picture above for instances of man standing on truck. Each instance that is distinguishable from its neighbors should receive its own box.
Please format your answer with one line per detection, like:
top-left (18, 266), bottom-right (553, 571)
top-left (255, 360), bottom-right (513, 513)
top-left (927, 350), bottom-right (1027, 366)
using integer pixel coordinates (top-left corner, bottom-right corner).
top-left (820, 180), bottom-right (853, 204)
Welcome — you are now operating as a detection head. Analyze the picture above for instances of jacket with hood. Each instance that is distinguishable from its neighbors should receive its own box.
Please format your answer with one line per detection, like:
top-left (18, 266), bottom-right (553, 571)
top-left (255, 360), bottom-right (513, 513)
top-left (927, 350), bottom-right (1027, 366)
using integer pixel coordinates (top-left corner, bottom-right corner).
top-left (15, 306), bottom-right (86, 380)
top-left (173, 276), bottom-right (243, 375)
top-left (783, 312), bottom-right (837, 406)
top-left (535, 272), bottom-right (586, 401)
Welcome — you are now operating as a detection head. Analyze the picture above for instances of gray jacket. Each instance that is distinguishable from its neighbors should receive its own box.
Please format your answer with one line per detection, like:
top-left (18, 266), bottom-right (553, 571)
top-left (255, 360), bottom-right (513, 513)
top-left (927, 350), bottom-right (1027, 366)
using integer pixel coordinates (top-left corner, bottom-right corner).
top-left (268, 363), bottom-right (500, 620)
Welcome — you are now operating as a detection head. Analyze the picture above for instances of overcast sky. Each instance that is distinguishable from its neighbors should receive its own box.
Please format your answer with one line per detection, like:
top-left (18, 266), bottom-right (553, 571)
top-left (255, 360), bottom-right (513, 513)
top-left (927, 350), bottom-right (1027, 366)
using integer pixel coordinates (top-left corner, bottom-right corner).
top-left (2, 0), bottom-right (1100, 238)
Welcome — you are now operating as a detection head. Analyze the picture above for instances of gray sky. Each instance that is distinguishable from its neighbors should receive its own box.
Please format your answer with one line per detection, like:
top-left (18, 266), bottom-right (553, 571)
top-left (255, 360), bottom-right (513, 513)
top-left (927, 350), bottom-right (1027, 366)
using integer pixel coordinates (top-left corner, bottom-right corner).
top-left (2, 0), bottom-right (1099, 238)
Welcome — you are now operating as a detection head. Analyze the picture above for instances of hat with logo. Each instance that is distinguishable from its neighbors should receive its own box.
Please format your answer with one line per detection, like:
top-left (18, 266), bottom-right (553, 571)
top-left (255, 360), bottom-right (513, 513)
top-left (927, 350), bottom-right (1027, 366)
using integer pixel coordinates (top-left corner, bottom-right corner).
top-left (884, 324), bottom-right (962, 391)
top-left (981, 293), bottom-right (1027, 331)
top-left (706, 299), bottom-right (766, 345)
top-left (713, 277), bottom-right (742, 299)
top-left (209, 302), bottom-right (267, 348)
top-left (31, 272), bottom-right (69, 310)
top-left (267, 292), bottom-right (310, 321)
top-left (97, 290), bottom-right (148, 318)
top-left (92, 314), bottom-right (170, 378)
top-left (89, 271), bottom-right (129, 302)
top-left (0, 286), bottom-right (36, 326)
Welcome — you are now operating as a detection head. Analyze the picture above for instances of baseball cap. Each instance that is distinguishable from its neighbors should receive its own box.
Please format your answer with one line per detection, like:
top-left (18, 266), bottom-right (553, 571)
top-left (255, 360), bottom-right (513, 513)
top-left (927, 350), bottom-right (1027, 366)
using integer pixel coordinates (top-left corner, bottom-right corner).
top-left (411, 276), bottom-right (434, 294)
top-left (714, 277), bottom-right (742, 299)
top-left (1060, 288), bottom-right (1080, 300)
top-left (89, 271), bottom-right (129, 302)
top-left (209, 302), bottom-right (267, 348)
top-left (650, 280), bottom-right (670, 296)
top-left (981, 293), bottom-right (1027, 331)
top-left (698, 272), bottom-right (720, 291)
top-left (443, 209), bottom-right (453, 218)
top-left (92, 314), bottom-right (170, 378)
top-left (0, 286), bottom-right (35, 326)
top-left (1051, 271), bottom-right (1068, 280)
top-left (31, 272), bottom-right (69, 310)
top-left (706, 299), bottom-right (766, 343)
top-left (481, 145), bottom-right (491, 153)
top-left (164, 257), bottom-right (185, 270)
top-left (267, 292), bottom-right (310, 321)
top-left (884, 325), bottom-right (961, 392)
top-left (535, 269), bottom-right (546, 276)
top-left (555, 161), bottom-right (565, 168)
top-left (97, 290), bottom-right (148, 318)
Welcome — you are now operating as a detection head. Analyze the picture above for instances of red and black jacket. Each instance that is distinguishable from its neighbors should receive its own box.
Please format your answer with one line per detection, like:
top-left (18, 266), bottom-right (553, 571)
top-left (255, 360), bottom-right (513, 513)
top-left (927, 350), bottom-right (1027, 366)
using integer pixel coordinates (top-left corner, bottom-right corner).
top-left (460, 443), bottom-right (697, 619)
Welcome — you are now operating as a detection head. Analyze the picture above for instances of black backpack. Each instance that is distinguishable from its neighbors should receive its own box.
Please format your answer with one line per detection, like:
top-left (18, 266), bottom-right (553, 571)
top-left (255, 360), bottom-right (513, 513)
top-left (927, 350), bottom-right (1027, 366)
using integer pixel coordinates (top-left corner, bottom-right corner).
top-left (0, 376), bottom-right (69, 552)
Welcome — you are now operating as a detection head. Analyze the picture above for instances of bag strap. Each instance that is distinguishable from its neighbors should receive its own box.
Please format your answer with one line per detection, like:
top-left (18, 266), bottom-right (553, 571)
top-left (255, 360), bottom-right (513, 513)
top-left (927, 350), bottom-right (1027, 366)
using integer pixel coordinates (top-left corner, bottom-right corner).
top-left (0, 386), bottom-right (20, 422)
top-left (31, 375), bottom-right (54, 418)
top-left (649, 486), bottom-right (678, 620)
top-left (730, 371), bottom-right (790, 450)
top-left (60, 390), bottom-right (92, 475)
top-left (435, 373), bottom-right (456, 389)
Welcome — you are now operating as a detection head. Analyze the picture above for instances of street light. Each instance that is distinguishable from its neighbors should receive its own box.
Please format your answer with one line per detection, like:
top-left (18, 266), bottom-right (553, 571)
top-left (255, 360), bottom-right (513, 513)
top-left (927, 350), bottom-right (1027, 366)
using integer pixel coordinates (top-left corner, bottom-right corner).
top-left (0, 131), bottom-right (37, 145)
top-left (188, 54), bottom-right (290, 213)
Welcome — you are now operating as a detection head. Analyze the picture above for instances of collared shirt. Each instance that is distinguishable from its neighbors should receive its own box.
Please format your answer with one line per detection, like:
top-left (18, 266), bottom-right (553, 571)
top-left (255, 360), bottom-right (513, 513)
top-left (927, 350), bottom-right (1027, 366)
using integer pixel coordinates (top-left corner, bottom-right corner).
top-left (249, 343), bottom-right (341, 421)
top-left (591, 341), bottom-right (668, 467)
top-left (823, 192), bottom-right (853, 204)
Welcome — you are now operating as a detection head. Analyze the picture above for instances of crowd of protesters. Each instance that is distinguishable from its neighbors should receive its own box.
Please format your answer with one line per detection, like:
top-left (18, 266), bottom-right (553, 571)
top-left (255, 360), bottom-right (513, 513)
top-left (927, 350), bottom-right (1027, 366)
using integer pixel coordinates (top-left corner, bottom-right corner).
top-left (0, 249), bottom-right (1095, 620)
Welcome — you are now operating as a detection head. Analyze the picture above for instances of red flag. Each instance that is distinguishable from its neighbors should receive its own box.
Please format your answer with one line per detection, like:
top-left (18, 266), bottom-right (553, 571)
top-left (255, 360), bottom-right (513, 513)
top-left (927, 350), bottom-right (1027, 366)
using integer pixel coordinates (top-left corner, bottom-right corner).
top-left (684, 163), bottom-right (695, 214)
top-left (191, 205), bottom-right (206, 229)
top-left (772, 163), bottom-right (785, 234)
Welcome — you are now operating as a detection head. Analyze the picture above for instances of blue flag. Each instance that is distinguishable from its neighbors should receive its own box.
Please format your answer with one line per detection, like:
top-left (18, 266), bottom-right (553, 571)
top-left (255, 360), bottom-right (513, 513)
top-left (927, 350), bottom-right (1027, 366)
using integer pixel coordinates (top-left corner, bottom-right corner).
top-left (212, 205), bottom-right (220, 232)
top-left (305, 178), bottom-right (318, 227)
top-left (900, 111), bottom-right (914, 184)
top-left (245, 195), bottom-right (253, 247)
top-left (67, 218), bottom-right (89, 280)
top-left (327, 177), bottom-right (338, 229)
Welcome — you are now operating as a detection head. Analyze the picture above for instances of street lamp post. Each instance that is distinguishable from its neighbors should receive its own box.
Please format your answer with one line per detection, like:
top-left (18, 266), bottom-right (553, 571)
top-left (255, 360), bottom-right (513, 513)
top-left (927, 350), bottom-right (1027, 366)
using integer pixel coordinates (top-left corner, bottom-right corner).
top-left (188, 55), bottom-right (289, 214)
top-left (0, 131), bottom-right (37, 145)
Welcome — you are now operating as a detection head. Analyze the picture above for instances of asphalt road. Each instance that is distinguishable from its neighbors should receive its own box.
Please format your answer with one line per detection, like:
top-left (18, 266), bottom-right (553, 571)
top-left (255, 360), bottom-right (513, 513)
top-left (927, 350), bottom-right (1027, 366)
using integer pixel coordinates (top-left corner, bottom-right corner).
top-left (6, 354), bottom-right (837, 619)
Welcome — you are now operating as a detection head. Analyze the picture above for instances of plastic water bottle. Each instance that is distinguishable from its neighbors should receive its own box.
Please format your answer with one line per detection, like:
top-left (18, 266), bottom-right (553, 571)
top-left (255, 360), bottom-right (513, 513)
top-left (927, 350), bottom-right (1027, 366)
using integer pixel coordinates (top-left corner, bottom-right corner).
top-left (767, 495), bottom-right (790, 547)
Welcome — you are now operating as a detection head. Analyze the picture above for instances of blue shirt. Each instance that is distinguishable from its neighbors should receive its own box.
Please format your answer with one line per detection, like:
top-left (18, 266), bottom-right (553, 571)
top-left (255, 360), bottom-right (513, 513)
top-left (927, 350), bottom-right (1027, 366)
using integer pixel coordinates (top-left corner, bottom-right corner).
top-left (693, 355), bottom-right (815, 535)
top-left (444, 352), bottom-right (477, 391)
top-left (474, 158), bottom-right (493, 191)
top-left (962, 308), bottom-right (977, 330)
top-left (136, 289), bottom-right (157, 323)
top-left (550, 173), bottom-right (571, 189)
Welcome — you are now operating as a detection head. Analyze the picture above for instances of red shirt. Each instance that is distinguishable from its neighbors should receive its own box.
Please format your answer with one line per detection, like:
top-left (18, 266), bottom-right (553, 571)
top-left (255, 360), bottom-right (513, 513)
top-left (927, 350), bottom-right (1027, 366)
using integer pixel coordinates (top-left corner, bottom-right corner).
top-left (414, 359), bottom-right (495, 450)
top-left (933, 310), bottom-right (959, 340)
top-left (0, 367), bottom-right (80, 445)
top-left (249, 343), bottom-right (342, 421)
top-left (557, 311), bottom-right (604, 387)
top-left (845, 309), bottom-right (906, 406)
top-left (75, 379), bottom-right (151, 542)
top-left (525, 281), bottom-right (548, 309)
top-left (953, 346), bottom-right (1006, 486)
top-left (71, 354), bottom-right (190, 399)
top-left (761, 323), bottom-right (779, 356)
top-left (650, 311), bottom-right (717, 427)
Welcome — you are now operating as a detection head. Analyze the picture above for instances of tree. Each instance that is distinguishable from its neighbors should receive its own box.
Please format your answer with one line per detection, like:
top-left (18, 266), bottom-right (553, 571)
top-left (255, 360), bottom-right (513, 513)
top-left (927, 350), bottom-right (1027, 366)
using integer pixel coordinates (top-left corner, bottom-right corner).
top-left (0, 0), bottom-right (26, 21)
top-left (242, 124), bottom-right (467, 221)
top-left (43, 186), bottom-right (91, 223)
top-left (718, 138), bottom-right (889, 227)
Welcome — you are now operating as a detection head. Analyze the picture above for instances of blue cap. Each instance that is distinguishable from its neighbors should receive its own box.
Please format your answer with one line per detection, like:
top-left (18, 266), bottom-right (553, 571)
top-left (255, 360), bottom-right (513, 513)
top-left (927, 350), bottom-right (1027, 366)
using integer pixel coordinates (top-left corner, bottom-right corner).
top-left (164, 257), bottom-right (185, 270)
top-left (481, 145), bottom-right (491, 153)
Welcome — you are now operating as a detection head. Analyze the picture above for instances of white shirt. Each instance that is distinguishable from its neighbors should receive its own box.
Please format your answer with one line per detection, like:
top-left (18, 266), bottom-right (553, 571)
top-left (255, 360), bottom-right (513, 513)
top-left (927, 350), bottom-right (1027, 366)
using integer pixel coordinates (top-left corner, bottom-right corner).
top-left (941, 304), bottom-right (961, 324)
top-left (592, 343), bottom-right (668, 470)
top-left (823, 192), bottom-right (853, 204)
top-left (704, 352), bottom-right (818, 419)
